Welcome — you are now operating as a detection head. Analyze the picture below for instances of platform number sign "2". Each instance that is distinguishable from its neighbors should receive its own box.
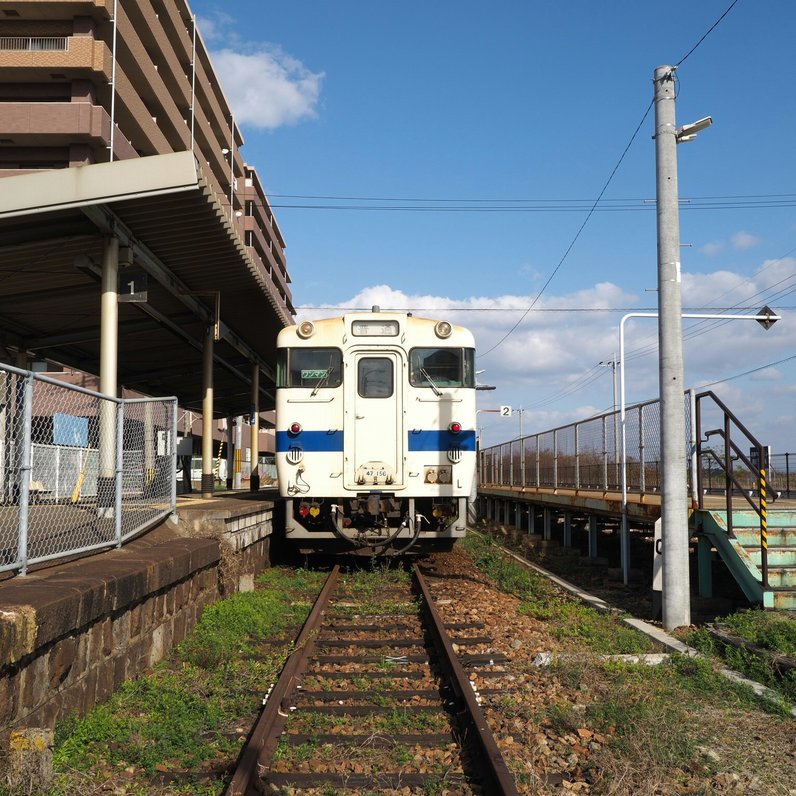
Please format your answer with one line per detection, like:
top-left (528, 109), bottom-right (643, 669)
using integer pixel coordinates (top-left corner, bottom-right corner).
top-left (500, 405), bottom-right (512, 417)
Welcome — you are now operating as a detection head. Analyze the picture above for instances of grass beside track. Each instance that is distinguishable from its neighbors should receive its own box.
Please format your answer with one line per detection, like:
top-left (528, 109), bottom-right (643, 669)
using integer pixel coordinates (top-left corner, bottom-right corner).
top-left (34, 567), bottom-right (328, 796)
top-left (462, 531), bottom-right (796, 795)
top-left (12, 537), bottom-right (795, 796)
top-left (683, 609), bottom-right (796, 704)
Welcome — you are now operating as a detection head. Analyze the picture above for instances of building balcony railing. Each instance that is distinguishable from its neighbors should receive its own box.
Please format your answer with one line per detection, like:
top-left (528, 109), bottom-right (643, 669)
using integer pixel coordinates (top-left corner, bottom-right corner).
top-left (244, 220), bottom-right (291, 302)
top-left (0, 37), bottom-right (69, 51)
top-left (0, 36), bottom-right (111, 79)
top-left (0, 101), bottom-right (138, 161)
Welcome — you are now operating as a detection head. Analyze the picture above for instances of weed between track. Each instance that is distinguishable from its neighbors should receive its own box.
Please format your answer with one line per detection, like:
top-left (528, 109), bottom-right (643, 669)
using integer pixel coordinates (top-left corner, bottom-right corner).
top-left (11, 535), bottom-right (796, 796)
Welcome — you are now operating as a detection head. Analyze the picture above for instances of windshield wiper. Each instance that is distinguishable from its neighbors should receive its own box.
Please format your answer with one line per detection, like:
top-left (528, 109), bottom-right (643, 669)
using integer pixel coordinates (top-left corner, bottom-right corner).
top-left (419, 367), bottom-right (442, 396)
top-left (311, 365), bottom-right (334, 396)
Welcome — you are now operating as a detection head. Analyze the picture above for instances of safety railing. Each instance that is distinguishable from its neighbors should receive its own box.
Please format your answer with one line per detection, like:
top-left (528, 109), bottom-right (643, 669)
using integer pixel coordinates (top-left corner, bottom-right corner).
top-left (0, 37), bottom-right (68, 51)
top-left (479, 390), bottom-right (779, 591)
top-left (694, 390), bottom-right (770, 588)
top-left (0, 363), bottom-right (177, 575)
top-left (479, 397), bottom-right (667, 494)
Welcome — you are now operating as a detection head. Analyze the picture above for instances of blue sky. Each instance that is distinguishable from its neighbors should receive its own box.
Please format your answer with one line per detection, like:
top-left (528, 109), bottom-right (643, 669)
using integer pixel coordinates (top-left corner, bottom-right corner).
top-left (191, 0), bottom-right (796, 453)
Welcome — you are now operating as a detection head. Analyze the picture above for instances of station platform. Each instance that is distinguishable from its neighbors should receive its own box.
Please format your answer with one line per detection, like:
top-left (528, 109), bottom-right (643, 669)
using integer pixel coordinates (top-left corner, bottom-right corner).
top-left (0, 489), bottom-right (276, 744)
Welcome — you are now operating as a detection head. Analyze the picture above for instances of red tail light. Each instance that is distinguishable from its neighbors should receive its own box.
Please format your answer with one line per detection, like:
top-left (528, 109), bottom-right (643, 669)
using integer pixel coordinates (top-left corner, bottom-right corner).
top-left (449, 422), bottom-right (462, 434)
top-left (289, 422), bottom-right (302, 435)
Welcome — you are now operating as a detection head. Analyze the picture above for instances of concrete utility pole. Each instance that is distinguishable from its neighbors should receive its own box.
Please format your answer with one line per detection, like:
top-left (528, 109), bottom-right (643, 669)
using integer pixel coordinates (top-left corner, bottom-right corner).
top-left (654, 64), bottom-right (689, 630)
top-left (654, 65), bottom-right (711, 630)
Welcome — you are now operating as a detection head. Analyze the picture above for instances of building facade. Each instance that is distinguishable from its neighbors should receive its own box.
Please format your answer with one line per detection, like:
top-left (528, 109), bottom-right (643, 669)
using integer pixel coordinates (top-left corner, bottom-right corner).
top-left (0, 0), bottom-right (292, 317)
top-left (0, 0), bottom-right (292, 476)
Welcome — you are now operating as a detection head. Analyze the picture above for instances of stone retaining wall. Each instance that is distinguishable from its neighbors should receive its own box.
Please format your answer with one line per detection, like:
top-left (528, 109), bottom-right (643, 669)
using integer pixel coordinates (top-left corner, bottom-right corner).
top-left (0, 530), bottom-right (221, 735)
top-left (0, 496), bottom-right (275, 788)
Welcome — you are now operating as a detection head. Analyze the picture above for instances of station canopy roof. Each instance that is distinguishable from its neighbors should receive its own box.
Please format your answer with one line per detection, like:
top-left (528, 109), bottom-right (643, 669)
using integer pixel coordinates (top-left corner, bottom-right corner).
top-left (0, 152), bottom-right (291, 416)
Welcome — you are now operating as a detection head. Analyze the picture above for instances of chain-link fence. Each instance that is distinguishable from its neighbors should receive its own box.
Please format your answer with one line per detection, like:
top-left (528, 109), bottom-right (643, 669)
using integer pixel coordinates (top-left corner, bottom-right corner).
top-left (0, 363), bottom-right (177, 575)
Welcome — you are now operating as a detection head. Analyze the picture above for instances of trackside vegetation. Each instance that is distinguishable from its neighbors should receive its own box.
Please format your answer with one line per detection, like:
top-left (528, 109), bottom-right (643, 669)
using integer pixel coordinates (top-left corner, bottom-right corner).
top-left (7, 532), bottom-right (794, 796)
top-left (37, 567), bottom-right (328, 796)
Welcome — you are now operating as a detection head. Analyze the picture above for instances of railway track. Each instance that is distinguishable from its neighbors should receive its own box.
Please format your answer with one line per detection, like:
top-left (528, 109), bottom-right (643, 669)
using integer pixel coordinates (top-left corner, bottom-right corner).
top-left (226, 561), bottom-right (521, 795)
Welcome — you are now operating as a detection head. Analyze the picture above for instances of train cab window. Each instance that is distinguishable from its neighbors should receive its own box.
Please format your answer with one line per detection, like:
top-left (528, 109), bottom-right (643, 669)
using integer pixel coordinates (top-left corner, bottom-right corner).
top-left (358, 357), bottom-right (393, 398)
top-left (276, 347), bottom-right (343, 389)
top-left (409, 348), bottom-right (475, 389)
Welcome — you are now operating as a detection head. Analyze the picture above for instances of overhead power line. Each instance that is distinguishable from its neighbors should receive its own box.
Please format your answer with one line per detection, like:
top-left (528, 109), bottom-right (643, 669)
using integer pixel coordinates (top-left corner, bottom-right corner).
top-left (697, 352), bottom-right (796, 388)
top-left (676, 0), bottom-right (742, 66)
top-left (268, 194), bottom-right (796, 213)
top-left (295, 304), bottom-right (792, 314)
top-left (477, 98), bottom-right (655, 358)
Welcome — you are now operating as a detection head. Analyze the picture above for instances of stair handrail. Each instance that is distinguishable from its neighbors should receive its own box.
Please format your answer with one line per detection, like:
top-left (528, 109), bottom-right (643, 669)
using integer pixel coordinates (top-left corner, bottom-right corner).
top-left (695, 390), bottom-right (769, 589)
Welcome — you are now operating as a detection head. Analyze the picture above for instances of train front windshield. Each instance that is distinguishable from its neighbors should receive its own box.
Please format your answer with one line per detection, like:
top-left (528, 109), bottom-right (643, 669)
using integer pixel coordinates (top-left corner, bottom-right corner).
top-left (277, 347), bottom-right (343, 388)
top-left (409, 348), bottom-right (475, 388)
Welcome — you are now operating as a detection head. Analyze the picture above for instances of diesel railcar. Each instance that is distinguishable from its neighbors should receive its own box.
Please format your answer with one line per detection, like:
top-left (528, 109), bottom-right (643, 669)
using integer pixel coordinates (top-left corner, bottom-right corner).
top-left (275, 308), bottom-right (476, 554)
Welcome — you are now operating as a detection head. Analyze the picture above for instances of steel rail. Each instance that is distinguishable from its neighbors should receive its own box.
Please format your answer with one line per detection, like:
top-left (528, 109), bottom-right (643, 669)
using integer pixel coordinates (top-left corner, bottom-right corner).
top-left (229, 562), bottom-right (520, 795)
top-left (413, 563), bottom-right (521, 796)
top-left (225, 564), bottom-right (340, 796)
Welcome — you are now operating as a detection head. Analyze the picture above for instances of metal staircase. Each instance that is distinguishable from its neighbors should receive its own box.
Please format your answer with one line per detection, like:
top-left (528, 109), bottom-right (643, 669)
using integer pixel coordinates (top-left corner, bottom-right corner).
top-left (693, 391), bottom-right (796, 610)
top-left (696, 509), bottom-right (796, 610)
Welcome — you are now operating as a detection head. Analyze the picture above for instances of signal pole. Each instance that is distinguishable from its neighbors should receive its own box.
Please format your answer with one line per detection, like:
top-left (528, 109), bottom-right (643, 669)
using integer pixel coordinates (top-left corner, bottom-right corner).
top-left (654, 66), bottom-right (711, 630)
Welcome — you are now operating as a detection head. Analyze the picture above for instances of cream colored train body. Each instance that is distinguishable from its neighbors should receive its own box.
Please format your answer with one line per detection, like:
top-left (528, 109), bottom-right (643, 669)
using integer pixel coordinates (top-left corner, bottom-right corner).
top-left (275, 309), bottom-right (476, 554)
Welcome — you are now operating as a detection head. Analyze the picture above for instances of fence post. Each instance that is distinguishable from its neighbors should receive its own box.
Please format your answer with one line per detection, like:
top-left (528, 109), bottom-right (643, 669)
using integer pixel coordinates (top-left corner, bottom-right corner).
top-left (602, 415), bottom-right (608, 490)
top-left (695, 392), bottom-right (705, 509)
top-left (114, 400), bottom-right (124, 547)
top-left (170, 399), bottom-right (178, 516)
top-left (688, 389), bottom-right (697, 506)
top-left (553, 429), bottom-right (558, 488)
top-left (535, 435), bottom-right (540, 487)
top-left (638, 405), bottom-right (646, 493)
top-left (759, 444), bottom-right (769, 589)
top-left (575, 423), bottom-right (580, 489)
top-left (17, 373), bottom-right (34, 575)
top-left (724, 413), bottom-right (733, 536)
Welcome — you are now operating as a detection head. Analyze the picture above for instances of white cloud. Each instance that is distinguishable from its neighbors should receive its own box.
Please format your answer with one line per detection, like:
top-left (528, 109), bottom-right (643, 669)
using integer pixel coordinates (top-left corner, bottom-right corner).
top-left (700, 241), bottom-right (724, 256)
top-left (194, 13), bottom-right (323, 130)
top-left (210, 47), bottom-right (324, 130)
top-left (751, 367), bottom-right (783, 382)
top-left (294, 271), bottom-right (795, 450)
top-left (731, 231), bottom-right (761, 250)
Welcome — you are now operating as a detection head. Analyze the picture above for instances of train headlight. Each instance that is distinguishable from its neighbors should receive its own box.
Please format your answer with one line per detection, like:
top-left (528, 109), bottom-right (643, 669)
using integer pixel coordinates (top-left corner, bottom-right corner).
top-left (448, 421), bottom-right (462, 434)
top-left (288, 422), bottom-right (302, 435)
top-left (297, 321), bottom-right (315, 339)
top-left (434, 320), bottom-right (452, 339)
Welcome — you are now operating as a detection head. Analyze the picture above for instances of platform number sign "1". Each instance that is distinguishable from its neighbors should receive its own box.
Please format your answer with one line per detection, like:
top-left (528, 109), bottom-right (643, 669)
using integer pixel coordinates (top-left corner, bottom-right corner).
top-left (500, 405), bottom-right (512, 417)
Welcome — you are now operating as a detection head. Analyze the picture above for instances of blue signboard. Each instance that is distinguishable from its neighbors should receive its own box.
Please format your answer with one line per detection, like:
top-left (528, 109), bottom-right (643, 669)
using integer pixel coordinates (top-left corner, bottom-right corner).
top-left (53, 413), bottom-right (88, 447)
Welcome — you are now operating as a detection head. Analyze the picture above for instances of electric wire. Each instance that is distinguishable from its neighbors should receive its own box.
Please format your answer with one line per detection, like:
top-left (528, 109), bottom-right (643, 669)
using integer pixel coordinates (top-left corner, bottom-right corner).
top-left (295, 304), bottom-right (789, 313)
top-left (676, 0), bottom-right (742, 66)
top-left (478, 99), bottom-right (655, 358)
top-left (266, 195), bottom-right (796, 213)
top-left (696, 352), bottom-right (796, 389)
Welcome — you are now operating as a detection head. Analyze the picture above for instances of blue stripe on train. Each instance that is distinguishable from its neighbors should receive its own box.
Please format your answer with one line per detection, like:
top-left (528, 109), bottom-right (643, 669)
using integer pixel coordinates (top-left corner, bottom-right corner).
top-left (407, 430), bottom-right (477, 452)
top-left (276, 430), bottom-right (343, 452)
top-left (276, 429), bottom-right (476, 453)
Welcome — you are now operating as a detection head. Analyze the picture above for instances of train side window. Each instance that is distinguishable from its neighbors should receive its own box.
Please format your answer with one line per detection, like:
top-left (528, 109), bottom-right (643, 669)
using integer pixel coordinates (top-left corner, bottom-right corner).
top-left (277, 347), bottom-right (343, 388)
top-left (409, 348), bottom-right (474, 388)
top-left (358, 357), bottom-right (393, 398)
